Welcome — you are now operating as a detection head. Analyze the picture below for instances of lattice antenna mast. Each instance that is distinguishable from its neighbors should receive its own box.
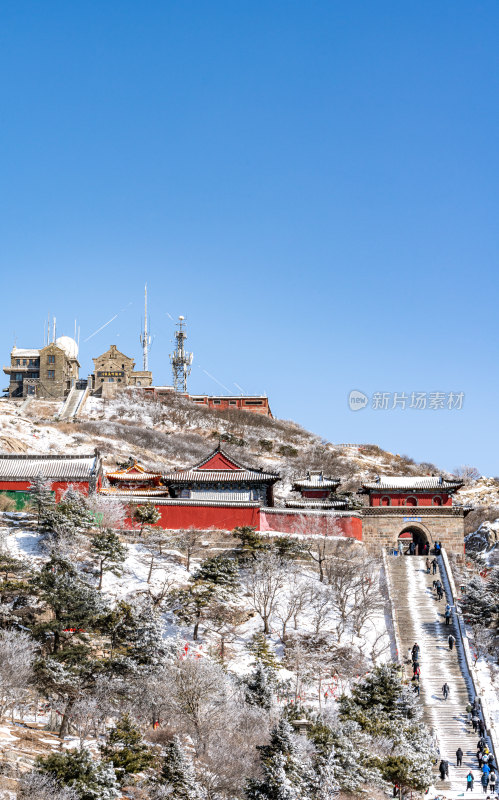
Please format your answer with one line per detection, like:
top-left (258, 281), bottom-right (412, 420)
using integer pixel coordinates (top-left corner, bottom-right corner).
top-left (169, 315), bottom-right (193, 392)
top-left (139, 283), bottom-right (152, 371)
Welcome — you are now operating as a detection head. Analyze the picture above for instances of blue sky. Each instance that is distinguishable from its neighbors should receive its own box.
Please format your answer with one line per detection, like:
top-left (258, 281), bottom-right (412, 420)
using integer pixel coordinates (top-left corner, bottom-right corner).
top-left (1, 2), bottom-right (498, 475)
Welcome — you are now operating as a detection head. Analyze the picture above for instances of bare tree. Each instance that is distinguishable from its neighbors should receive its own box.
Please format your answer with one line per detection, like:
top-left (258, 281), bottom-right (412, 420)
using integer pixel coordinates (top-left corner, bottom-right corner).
top-left (162, 657), bottom-right (240, 755)
top-left (17, 772), bottom-right (78, 800)
top-left (0, 629), bottom-right (36, 720)
top-left (203, 601), bottom-right (248, 661)
top-left (275, 571), bottom-right (312, 641)
top-left (169, 528), bottom-right (206, 571)
top-left (454, 464), bottom-right (481, 485)
top-left (241, 552), bottom-right (286, 634)
top-left (309, 583), bottom-right (336, 635)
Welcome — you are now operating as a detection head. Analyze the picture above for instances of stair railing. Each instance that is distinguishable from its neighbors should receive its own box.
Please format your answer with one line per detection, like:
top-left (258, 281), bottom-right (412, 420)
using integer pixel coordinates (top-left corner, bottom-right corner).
top-left (440, 548), bottom-right (499, 766)
top-left (381, 548), bottom-right (403, 666)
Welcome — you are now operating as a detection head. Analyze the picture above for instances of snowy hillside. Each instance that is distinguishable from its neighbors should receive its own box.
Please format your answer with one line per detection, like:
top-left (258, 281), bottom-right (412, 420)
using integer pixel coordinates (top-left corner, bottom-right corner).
top-left (0, 391), bottom-right (485, 507)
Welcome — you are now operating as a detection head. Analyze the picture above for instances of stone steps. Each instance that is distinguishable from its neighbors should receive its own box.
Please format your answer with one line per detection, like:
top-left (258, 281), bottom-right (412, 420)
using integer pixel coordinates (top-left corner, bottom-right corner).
top-left (386, 554), bottom-right (493, 795)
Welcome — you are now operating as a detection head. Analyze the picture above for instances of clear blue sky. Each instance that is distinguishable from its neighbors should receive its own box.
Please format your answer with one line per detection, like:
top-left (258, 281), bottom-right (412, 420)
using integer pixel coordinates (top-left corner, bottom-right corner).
top-left (1, 2), bottom-right (498, 475)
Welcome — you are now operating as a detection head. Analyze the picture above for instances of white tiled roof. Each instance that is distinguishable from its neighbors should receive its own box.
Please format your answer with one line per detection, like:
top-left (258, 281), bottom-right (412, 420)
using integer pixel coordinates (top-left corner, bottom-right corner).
top-left (361, 475), bottom-right (463, 491)
top-left (285, 498), bottom-right (348, 509)
top-left (0, 454), bottom-right (100, 480)
top-left (163, 469), bottom-right (278, 483)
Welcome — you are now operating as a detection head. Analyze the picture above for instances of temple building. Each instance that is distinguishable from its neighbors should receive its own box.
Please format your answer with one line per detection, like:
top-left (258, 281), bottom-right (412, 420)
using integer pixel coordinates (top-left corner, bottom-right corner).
top-left (359, 475), bottom-right (469, 554)
top-left (100, 461), bottom-right (168, 498)
top-left (162, 446), bottom-right (279, 504)
top-left (285, 470), bottom-right (349, 510)
top-left (3, 337), bottom-right (80, 399)
top-left (0, 452), bottom-right (102, 509)
top-left (89, 345), bottom-right (153, 398)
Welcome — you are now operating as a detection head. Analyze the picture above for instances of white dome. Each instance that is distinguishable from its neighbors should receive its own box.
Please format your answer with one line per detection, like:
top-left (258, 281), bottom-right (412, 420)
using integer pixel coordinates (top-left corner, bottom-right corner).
top-left (56, 336), bottom-right (79, 359)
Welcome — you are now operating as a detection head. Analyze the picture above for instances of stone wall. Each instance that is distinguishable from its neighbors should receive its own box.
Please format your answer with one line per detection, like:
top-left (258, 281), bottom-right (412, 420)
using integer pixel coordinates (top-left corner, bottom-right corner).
top-left (362, 508), bottom-right (466, 554)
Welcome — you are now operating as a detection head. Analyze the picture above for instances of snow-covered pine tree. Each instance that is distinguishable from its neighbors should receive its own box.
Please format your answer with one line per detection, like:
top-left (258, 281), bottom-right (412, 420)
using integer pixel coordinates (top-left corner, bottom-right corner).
top-left (32, 555), bottom-right (108, 655)
top-left (160, 735), bottom-right (202, 800)
top-left (246, 719), bottom-right (312, 799)
top-left (133, 502), bottom-right (160, 535)
top-left (28, 473), bottom-right (55, 523)
top-left (246, 750), bottom-right (303, 800)
top-left (90, 530), bottom-right (127, 590)
top-left (245, 661), bottom-right (274, 710)
top-left (100, 713), bottom-right (154, 780)
top-left (312, 746), bottom-right (339, 800)
top-left (192, 554), bottom-right (239, 594)
top-left (35, 747), bottom-right (120, 800)
top-left (126, 600), bottom-right (168, 670)
top-left (247, 632), bottom-right (279, 669)
top-left (462, 575), bottom-right (493, 627)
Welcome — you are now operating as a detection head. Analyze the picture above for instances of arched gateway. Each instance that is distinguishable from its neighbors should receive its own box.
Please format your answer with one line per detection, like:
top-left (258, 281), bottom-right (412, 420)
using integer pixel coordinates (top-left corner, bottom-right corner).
top-left (398, 525), bottom-right (430, 555)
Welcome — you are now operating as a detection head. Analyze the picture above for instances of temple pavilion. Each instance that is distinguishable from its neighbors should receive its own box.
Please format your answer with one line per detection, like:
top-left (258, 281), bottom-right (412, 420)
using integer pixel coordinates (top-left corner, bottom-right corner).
top-left (285, 470), bottom-right (349, 510)
top-left (162, 445), bottom-right (279, 505)
top-left (101, 461), bottom-right (168, 498)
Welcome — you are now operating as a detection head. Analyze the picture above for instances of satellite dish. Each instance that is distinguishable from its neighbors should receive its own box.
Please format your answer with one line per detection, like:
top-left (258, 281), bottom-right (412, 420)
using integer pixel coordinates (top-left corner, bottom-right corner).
top-left (179, 315), bottom-right (184, 321)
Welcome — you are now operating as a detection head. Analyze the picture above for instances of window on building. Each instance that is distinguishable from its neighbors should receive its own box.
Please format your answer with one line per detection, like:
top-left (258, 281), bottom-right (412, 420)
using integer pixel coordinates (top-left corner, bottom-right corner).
top-left (16, 359), bottom-right (20, 366)
top-left (15, 373), bottom-right (23, 381)
top-left (47, 370), bottom-right (55, 379)
top-left (48, 355), bottom-right (55, 364)
top-left (28, 372), bottom-right (39, 379)
top-left (245, 400), bottom-right (263, 405)
top-left (229, 401), bottom-right (237, 405)
top-left (432, 496), bottom-right (442, 506)
top-left (380, 496), bottom-right (391, 506)
top-left (212, 400), bottom-right (221, 404)
top-left (22, 360), bottom-right (27, 365)
top-left (405, 496), bottom-right (418, 507)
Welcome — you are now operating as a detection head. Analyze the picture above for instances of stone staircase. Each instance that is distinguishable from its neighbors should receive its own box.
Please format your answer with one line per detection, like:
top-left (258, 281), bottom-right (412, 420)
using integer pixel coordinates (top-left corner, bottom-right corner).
top-left (386, 554), bottom-right (494, 797)
top-left (59, 387), bottom-right (85, 420)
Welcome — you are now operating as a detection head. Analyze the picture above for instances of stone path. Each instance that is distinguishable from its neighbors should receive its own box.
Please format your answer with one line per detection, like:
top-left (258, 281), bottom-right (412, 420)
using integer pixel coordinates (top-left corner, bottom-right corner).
top-left (386, 554), bottom-right (494, 797)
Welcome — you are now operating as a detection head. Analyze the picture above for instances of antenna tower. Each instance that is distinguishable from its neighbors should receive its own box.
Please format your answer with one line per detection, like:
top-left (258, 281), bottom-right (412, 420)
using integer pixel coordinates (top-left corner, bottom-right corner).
top-left (139, 284), bottom-right (152, 371)
top-left (169, 316), bottom-right (193, 392)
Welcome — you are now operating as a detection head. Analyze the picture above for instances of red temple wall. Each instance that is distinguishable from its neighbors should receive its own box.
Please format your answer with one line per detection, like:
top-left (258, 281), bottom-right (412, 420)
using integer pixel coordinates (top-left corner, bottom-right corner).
top-left (260, 511), bottom-right (362, 540)
top-left (0, 480), bottom-right (91, 502)
top-left (370, 492), bottom-right (452, 507)
top-left (125, 503), bottom-right (260, 531)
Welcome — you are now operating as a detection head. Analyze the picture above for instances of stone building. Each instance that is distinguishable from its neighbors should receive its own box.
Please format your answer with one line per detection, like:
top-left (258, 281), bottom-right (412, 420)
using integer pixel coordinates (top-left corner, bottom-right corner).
top-left (89, 345), bottom-right (152, 398)
top-left (3, 336), bottom-right (80, 399)
top-left (359, 475), bottom-right (469, 554)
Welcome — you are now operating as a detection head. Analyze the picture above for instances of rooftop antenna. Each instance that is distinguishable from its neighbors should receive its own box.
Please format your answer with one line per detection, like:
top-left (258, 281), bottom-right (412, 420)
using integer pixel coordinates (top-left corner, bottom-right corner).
top-left (139, 283), bottom-right (152, 371)
top-left (170, 315), bottom-right (193, 392)
top-left (52, 316), bottom-right (56, 343)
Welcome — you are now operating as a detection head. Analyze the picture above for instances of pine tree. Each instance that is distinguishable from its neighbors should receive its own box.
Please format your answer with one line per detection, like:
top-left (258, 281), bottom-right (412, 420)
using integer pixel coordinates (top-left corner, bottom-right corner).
top-left (102, 600), bottom-right (167, 670)
top-left (133, 503), bottom-right (160, 535)
top-left (28, 473), bottom-right (55, 523)
top-left (246, 719), bottom-right (311, 800)
top-left (35, 748), bottom-right (120, 800)
top-left (31, 555), bottom-right (107, 654)
top-left (462, 575), bottom-right (493, 627)
top-left (160, 735), bottom-right (201, 800)
top-left (233, 526), bottom-right (270, 560)
top-left (100, 713), bottom-right (155, 781)
top-left (41, 486), bottom-right (92, 535)
top-left (128, 601), bottom-right (168, 669)
top-left (90, 530), bottom-right (127, 590)
top-left (0, 550), bottom-right (25, 583)
top-left (247, 632), bottom-right (279, 669)
top-left (312, 747), bottom-right (339, 800)
top-left (245, 661), bottom-right (274, 710)
top-left (192, 555), bottom-right (239, 594)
